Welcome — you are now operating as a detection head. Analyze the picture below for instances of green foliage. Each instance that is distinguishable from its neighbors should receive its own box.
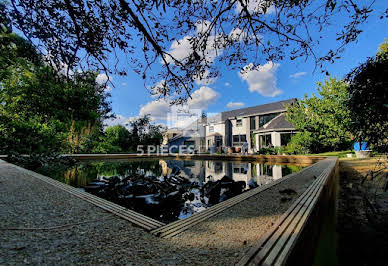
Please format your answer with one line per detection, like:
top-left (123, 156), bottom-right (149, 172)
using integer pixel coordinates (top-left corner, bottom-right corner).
top-left (286, 77), bottom-right (352, 153)
top-left (284, 133), bottom-right (312, 154)
top-left (258, 146), bottom-right (286, 155)
top-left (104, 125), bottom-right (132, 152)
top-left (345, 41), bottom-right (388, 153)
top-left (96, 115), bottom-right (165, 154)
top-left (0, 29), bottom-right (112, 155)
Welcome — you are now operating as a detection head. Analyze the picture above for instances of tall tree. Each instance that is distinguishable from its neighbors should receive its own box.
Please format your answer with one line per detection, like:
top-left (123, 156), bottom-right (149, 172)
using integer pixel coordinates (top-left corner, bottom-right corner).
top-left (286, 77), bottom-right (352, 153)
top-left (3, 0), bottom-right (383, 102)
top-left (104, 125), bottom-right (132, 152)
top-left (128, 115), bottom-right (165, 151)
top-left (345, 40), bottom-right (388, 152)
top-left (0, 30), bottom-right (112, 155)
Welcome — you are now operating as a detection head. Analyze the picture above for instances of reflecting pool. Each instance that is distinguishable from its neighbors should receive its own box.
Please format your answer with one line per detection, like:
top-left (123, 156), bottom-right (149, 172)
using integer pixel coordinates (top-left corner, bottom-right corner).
top-left (37, 159), bottom-right (305, 223)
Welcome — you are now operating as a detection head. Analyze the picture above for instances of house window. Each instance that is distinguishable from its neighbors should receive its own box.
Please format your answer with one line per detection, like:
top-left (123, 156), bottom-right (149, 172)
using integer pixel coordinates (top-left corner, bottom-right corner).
top-left (236, 119), bottom-right (242, 127)
top-left (250, 116), bottom-right (256, 130)
top-left (280, 133), bottom-right (293, 146)
top-left (214, 162), bottom-right (223, 173)
top-left (259, 113), bottom-right (280, 127)
top-left (233, 135), bottom-right (247, 146)
top-left (260, 134), bottom-right (272, 148)
top-left (209, 126), bottom-right (214, 132)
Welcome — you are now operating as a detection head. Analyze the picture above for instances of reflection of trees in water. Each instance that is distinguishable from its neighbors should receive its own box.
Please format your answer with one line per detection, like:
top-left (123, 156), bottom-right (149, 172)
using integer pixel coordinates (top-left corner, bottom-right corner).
top-left (84, 172), bottom-right (247, 223)
top-left (91, 159), bottom-right (162, 177)
top-left (38, 159), bottom-right (305, 222)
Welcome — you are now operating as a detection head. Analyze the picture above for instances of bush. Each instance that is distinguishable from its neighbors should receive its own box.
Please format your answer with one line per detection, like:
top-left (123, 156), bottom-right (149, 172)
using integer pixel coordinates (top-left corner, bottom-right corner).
top-left (258, 146), bottom-right (286, 155)
top-left (284, 132), bottom-right (313, 154)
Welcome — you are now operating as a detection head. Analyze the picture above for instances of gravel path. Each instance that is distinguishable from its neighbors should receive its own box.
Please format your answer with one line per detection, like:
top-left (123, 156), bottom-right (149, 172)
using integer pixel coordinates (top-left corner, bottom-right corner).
top-left (0, 159), bottom-right (329, 265)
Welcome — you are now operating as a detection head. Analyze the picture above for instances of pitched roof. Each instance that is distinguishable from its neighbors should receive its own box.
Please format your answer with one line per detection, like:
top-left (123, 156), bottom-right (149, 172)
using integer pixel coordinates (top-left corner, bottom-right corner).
top-left (255, 113), bottom-right (295, 132)
top-left (221, 98), bottom-right (296, 120)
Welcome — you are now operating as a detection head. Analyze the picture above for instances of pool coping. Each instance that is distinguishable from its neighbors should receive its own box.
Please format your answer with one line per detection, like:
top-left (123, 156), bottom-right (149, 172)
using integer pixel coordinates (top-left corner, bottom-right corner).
top-left (151, 159), bottom-right (322, 238)
top-left (0, 154), bottom-right (325, 234)
top-left (65, 153), bottom-right (325, 164)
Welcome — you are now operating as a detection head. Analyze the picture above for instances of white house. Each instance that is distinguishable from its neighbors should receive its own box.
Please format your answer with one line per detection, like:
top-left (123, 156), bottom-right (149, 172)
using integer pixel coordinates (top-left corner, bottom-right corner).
top-left (164, 98), bottom-right (297, 153)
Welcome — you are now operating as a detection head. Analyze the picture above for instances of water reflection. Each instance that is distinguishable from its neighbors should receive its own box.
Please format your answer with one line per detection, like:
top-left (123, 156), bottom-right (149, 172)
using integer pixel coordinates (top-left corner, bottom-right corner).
top-left (37, 159), bottom-right (304, 223)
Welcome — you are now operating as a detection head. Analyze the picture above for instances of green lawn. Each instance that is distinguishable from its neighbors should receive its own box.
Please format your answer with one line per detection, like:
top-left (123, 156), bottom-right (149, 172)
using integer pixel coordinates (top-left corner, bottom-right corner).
top-left (309, 150), bottom-right (352, 158)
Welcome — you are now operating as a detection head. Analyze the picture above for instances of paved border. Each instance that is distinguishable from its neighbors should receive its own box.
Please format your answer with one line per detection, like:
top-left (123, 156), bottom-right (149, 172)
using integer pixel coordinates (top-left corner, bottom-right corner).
top-left (1, 162), bottom-right (165, 231)
top-left (236, 157), bottom-right (338, 265)
top-left (151, 159), bottom-right (328, 238)
top-left (0, 155), bottom-right (325, 236)
top-left (65, 154), bottom-right (325, 164)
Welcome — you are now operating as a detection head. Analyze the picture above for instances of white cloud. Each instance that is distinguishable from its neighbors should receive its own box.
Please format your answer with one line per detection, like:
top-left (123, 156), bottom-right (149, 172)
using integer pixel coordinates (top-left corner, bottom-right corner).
top-left (225, 82), bottom-right (230, 86)
top-left (104, 114), bottom-right (133, 129)
top-left (289, 72), bottom-right (307, 79)
top-left (164, 35), bottom-right (221, 65)
top-left (139, 99), bottom-right (170, 121)
top-left (229, 27), bottom-right (250, 42)
top-left (96, 73), bottom-right (110, 84)
top-left (238, 61), bottom-right (282, 97)
top-left (226, 102), bottom-right (245, 108)
top-left (139, 86), bottom-right (219, 126)
top-left (164, 19), bottom-right (223, 66)
top-left (196, 20), bottom-right (211, 34)
top-left (164, 36), bottom-right (193, 64)
top-left (235, 0), bottom-right (275, 14)
top-left (96, 73), bottom-right (112, 91)
top-left (187, 86), bottom-right (219, 109)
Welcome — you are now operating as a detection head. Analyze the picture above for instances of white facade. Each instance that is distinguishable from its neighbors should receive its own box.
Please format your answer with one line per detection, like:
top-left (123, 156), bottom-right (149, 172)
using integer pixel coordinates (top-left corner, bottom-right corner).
top-left (164, 99), bottom-right (297, 154)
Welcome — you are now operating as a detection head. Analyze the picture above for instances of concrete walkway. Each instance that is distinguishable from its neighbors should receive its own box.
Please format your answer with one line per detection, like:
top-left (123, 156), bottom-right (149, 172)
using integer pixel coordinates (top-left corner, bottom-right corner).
top-left (0, 159), bottom-right (331, 265)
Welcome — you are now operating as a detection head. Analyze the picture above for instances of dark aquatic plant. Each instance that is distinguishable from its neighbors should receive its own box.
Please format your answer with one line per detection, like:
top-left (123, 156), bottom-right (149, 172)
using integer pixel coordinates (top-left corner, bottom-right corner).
top-left (84, 173), bottom-right (247, 223)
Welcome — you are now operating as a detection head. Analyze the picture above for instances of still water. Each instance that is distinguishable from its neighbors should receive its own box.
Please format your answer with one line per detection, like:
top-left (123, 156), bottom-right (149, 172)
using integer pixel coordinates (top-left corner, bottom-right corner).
top-left (37, 159), bottom-right (305, 223)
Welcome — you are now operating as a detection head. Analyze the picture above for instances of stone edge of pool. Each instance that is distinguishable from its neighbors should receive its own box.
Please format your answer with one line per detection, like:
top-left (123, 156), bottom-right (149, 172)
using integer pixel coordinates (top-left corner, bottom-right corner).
top-left (64, 153), bottom-right (325, 164)
top-left (0, 154), bottom-right (326, 232)
top-left (0, 155), bottom-right (337, 265)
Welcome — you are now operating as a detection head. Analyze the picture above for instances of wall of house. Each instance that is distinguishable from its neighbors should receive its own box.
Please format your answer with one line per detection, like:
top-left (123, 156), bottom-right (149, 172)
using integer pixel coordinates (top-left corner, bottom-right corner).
top-left (271, 132), bottom-right (281, 147)
top-left (230, 117), bottom-right (248, 135)
top-left (206, 123), bottom-right (226, 137)
top-left (205, 123), bottom-right (226, 150)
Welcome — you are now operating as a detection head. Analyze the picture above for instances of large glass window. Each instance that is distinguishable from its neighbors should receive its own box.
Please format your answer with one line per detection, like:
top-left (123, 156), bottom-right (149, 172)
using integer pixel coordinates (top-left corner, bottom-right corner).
top-left (250, 116), bottom-right (256, 130)
top-left (233, 135), bottom-right (247, 146)
top-left (259, 113), bottom-right (280, 127)
top-left (260, 134), bottom-right (272, 147)
top-left (280, 133), bottom-right (293, 146)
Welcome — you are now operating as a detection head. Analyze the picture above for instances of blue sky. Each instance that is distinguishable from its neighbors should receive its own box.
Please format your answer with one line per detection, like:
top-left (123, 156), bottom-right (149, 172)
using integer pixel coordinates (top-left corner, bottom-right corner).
top-left (104, 0), bottom-right (387, 128)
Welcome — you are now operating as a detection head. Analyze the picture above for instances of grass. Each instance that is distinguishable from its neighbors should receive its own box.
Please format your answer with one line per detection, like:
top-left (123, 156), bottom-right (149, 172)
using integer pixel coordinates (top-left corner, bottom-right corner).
top-left (309, 150), bottom-right (352, 158)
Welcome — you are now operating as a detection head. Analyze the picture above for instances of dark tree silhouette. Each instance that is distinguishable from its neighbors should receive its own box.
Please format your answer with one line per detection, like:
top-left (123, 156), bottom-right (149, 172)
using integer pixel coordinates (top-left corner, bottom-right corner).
top-left (3, 0), bottom-right (385, 102)
top-left (345, 45), bottom-right (388, 153)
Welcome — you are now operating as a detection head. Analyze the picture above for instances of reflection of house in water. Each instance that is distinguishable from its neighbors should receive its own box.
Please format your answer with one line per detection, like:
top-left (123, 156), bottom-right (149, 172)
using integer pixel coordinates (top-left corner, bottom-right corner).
top-left (205, 161), bottom-right (284, 189)
top-left (160, 160), bottom-right (206, 182)
top-left (159, 159), bottom-right (285, 190)
top-left (250, 163), bottom-right (283, 186)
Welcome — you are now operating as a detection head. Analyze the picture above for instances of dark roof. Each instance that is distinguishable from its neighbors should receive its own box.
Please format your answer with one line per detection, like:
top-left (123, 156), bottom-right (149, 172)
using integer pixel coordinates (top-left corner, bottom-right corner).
top-left (221, 98), bottom-right (296, 120)
top-left (255, 113), bottom-right (295, 132)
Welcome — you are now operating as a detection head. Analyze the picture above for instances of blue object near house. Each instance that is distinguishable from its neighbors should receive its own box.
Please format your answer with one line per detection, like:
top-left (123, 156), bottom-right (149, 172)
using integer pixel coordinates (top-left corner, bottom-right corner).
top-left (354, 142), bottom-right (369, 151)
